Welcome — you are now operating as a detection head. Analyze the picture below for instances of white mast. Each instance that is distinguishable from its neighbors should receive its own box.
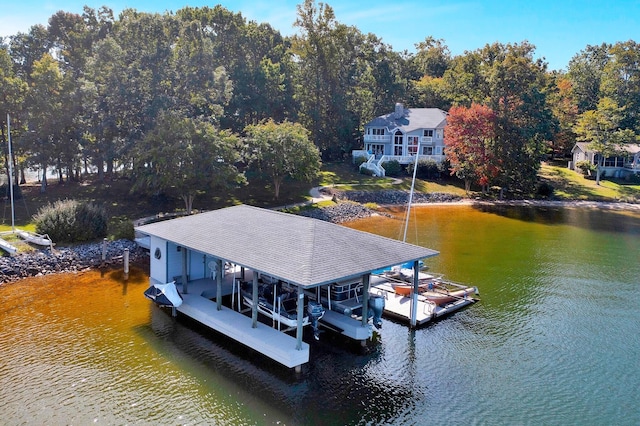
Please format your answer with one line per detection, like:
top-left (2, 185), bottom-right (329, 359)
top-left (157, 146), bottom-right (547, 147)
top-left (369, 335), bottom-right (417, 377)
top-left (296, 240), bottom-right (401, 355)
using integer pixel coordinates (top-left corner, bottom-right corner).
top-left (402, 142), bottom-right (420, 242)
top-left (7, 113), bottom-right (15, 231)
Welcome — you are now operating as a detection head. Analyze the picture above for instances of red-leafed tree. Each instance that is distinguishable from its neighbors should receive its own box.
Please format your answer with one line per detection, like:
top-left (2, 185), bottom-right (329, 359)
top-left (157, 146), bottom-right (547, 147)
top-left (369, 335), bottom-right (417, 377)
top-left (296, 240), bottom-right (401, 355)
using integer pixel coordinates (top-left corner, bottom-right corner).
top-left (445, 103), bottom-right (498, 193)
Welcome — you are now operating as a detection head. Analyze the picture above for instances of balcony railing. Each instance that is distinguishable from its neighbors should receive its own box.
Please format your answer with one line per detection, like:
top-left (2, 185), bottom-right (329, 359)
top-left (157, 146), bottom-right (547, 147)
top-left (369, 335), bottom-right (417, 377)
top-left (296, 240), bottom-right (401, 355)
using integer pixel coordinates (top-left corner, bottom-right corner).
top-left (363, 134), bottom-right (391, 142)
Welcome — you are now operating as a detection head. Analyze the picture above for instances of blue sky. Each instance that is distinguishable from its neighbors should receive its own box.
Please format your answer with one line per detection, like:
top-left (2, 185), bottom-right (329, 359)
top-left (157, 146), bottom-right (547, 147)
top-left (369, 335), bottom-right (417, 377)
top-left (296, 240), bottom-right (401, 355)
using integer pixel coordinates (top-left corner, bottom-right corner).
top-left (2, 0), bottom-right (639, 71)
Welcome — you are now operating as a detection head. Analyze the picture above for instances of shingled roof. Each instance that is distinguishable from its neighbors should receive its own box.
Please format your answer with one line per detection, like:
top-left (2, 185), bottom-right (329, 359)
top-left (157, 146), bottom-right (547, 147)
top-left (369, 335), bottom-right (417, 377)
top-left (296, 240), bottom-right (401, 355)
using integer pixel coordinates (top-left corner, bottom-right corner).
top-left (366, 107), bottom-right (447, 133)
top-left (136, 205), bottom-right (438, 288)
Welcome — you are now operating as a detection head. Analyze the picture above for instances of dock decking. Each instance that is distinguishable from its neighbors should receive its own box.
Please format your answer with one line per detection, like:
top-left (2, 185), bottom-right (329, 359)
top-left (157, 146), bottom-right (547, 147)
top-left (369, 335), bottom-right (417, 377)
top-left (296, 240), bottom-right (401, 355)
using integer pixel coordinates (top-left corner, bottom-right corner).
top-left (370, 281), bottom-right (476, 326)
top-left (168, 275), bottom-right (310, 369)
top-left (176, 292), bottom-right (309, 368)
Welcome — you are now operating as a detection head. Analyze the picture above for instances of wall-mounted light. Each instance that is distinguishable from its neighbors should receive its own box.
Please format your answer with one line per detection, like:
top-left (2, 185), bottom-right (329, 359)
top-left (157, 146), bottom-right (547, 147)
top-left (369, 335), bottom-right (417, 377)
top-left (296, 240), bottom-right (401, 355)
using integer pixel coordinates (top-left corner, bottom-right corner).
top-left (177, 246), bottom-right (182, 252)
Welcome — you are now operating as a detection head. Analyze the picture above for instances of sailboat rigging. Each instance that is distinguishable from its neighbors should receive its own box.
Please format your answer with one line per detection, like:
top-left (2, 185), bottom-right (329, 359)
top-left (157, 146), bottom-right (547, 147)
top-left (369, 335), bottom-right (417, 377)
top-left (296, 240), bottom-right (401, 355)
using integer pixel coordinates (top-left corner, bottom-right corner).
top-left (1, 114), bottom-right (54, 252)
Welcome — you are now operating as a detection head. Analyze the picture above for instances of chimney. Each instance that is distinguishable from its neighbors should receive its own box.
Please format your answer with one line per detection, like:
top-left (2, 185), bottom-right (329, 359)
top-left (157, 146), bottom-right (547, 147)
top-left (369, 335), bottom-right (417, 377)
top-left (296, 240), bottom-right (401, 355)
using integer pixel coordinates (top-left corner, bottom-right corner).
top-left (394, 102), bottom-right (404, 119)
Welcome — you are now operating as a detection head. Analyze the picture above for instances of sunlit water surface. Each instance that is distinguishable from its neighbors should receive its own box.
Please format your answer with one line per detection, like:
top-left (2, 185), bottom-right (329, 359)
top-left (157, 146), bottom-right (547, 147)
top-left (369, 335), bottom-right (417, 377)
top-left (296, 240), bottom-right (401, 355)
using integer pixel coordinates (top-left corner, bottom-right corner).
top-left (1, 205), bottom-right (639, 425)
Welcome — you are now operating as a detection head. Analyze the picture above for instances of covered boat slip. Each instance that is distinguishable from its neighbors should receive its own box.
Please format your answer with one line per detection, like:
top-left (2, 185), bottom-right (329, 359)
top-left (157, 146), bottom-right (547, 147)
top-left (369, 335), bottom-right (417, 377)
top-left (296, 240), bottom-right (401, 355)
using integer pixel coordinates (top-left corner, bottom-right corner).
top-left (136, 205), bottom-right (438, 368)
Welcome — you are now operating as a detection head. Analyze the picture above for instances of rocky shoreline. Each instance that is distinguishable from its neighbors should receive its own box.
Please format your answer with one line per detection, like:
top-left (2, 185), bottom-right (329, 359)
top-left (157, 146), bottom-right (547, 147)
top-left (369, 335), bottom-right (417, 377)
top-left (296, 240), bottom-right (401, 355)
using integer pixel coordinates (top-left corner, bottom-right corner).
top-left (3, 188), bottom-right (638, 283)
top-left (298, 189), bottom-right (462, 223)
top-left (0, 239), bottom-right (149, 284)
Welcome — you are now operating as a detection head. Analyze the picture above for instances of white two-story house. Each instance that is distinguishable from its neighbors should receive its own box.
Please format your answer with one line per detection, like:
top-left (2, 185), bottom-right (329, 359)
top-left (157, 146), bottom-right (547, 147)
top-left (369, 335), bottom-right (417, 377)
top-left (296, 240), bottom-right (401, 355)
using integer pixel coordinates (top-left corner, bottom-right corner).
top-left (353, 103), bottom-right (448, 176)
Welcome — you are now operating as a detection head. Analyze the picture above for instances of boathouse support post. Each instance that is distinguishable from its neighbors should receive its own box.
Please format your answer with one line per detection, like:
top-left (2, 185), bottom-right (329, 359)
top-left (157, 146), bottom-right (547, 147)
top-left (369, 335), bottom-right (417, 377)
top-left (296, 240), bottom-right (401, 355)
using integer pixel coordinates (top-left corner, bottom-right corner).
top-left (410, 260), bottom-right (419, 327)
top-left (182, 247), bottom-right (188, 294)
top-left (251, 273), bottom-right (258, 328)
top-left (361, 274), bottom-right (370, 328)
top-left (296, 287), bottom-right (304, 350)
top-left (216, 258), bottom-right (223, 311)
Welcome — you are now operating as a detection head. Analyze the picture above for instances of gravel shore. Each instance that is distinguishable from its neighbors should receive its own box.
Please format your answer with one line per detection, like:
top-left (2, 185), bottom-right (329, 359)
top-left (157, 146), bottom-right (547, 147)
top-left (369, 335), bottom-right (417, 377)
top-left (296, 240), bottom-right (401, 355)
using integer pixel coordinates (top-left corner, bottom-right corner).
top-left (0, 239), bottom-right (149, 284)
top-left (298, 189), bottom-right (462, 223)
top-left (298, 187), bottom-right (640, 223)
top-left (2, 188), bottom-right (638, 283)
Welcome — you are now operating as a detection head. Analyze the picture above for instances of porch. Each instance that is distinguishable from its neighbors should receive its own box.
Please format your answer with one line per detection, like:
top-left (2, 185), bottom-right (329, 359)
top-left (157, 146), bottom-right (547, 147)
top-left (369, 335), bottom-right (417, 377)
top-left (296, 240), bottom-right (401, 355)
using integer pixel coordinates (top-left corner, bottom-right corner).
top-left (354, 152), bottom-right (446, 177)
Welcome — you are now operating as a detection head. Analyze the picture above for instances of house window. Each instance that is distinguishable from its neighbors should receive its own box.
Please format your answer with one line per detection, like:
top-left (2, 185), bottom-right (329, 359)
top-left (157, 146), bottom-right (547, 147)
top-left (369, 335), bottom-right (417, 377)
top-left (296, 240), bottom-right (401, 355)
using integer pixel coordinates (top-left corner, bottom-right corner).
top-left (394, 131), bottom-right (403, 155)
top-left (372, 128), bottom-right (385, 136)
top-left (422, 146), bottom-right (433, 155)
top-left (408, 136), bottom-right (419, 155)
top-left (423, 130), bottom-right (433, 137)
top-left (436, 129), bottom-right (443, 139)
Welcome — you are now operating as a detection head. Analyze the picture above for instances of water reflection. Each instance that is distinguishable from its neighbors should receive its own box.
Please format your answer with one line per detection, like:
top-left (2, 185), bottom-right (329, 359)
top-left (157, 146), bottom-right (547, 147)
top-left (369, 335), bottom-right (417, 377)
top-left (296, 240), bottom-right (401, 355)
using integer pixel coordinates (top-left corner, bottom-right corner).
top-left (473, 203), bottom-right (640, 234)
top-left (2, 205), bottom-right (640, 424)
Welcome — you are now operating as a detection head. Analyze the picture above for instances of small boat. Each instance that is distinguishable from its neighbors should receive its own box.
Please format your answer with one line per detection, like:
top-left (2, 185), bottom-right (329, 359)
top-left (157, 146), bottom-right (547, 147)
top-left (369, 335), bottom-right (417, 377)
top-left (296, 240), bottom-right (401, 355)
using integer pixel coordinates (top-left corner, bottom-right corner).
top-left (0, 236), bottom-right (18, 255)
top-left (369, 273), bottom-right (478, 326)
top-left (16, 230), bottom-right (53, 247)
top-left (144, 281), bottom-right (183, 308)
top-left (387, 272), bottom-right (477, 305)
top-left (316, 279), bottom-right (385, 330)
top-left (240, 279), bottom-right (325, 339)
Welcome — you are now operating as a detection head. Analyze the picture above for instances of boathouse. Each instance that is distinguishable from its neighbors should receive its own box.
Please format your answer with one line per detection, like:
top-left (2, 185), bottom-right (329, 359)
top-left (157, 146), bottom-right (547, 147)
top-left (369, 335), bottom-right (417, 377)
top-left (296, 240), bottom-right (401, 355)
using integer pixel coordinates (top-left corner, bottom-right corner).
top-left (136, 205), bottom-right (438, 370)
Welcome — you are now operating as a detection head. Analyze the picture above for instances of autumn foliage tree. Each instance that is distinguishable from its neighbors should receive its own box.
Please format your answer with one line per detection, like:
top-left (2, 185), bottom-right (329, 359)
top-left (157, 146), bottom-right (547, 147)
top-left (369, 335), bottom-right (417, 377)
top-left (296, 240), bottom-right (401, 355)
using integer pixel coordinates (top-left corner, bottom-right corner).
top-left (445, 103), bottom-right (498, 192)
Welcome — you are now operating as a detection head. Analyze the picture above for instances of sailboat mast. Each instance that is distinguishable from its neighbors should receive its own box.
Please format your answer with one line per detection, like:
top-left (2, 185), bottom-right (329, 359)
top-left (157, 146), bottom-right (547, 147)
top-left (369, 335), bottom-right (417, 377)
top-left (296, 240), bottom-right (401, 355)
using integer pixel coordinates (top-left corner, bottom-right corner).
top-left (6, 113), bottom-right (15, 231)
top-left (403, 143), bottom-right (420, 242)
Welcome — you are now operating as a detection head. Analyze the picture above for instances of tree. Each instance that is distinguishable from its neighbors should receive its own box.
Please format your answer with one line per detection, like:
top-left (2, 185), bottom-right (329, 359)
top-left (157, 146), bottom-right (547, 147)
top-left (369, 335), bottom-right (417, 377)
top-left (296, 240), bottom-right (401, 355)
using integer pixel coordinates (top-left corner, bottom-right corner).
top-left (574, 97), bottom-right (637, 185)
top-left (567, 43), bottom-right (610, 113)
top-left (546, 72), bottom-right (578, 157)
top-left (26, 53), bottom-right (66, 192)
top-left (600, 41), bottom-right (640, 133)
top-left (244, 119), bottom-right (321, 200)
top-left (291, 0), bottom-right (363, 159)
top-left (412, 36), bottom-right (451, 78)
top-left (445, 103), bottom-right (498, 192)
top-left (132, 112), bottom-right (243, 213)
top-left (0, 48), bottom-right (28, 186)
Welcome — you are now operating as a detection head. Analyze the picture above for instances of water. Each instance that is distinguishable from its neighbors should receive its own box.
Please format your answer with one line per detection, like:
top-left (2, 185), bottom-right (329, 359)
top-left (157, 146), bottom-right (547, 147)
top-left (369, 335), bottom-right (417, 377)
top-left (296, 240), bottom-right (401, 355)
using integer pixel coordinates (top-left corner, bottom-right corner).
top-left (1, 205), bottom-right (639, 425)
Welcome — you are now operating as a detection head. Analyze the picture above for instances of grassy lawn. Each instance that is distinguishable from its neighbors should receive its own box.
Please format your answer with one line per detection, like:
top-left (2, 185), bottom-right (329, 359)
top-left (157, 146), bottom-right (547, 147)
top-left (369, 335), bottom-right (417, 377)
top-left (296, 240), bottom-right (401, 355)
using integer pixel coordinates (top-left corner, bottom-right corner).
top-left (538, 163), bottom-right (640, 202)
top-left (0, 161), bottom-right (637, 237)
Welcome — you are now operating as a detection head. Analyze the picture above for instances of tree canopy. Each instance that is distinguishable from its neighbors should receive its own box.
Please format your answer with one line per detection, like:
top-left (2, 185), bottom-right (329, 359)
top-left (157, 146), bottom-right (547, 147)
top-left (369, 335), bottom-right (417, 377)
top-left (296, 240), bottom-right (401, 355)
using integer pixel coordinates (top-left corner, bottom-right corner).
top-left (0, 1), bottom-right (638, 204)
top-left (244, 119), bottom-right (320, 200)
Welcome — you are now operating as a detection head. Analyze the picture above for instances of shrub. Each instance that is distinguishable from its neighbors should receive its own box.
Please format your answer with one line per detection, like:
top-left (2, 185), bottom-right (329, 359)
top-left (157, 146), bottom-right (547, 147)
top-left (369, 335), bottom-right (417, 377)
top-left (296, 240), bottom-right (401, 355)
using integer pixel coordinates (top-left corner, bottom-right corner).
top-left (110, 216), bottom-right (135, 240)
top-left (576, 160), bottom-right (595, 176)
top-left (359, 165), bottom-right (374, 176)
top-left (33, 199), bottom-right (108, 243)
top-left (407, 159), bottom-right (441, 179)
top-left (535, 182), bottom-right (554, 198)
top-left (353, 155), bottom-right (368, 169)
top-left (381, 159), bottom-right (402, 177)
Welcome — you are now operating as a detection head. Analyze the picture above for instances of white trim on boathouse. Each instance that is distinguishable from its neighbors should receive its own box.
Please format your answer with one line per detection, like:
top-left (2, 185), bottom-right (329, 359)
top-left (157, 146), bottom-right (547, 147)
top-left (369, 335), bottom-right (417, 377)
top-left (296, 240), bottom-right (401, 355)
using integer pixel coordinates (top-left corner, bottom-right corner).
top-left (136, 205), bottom-right (438, 369)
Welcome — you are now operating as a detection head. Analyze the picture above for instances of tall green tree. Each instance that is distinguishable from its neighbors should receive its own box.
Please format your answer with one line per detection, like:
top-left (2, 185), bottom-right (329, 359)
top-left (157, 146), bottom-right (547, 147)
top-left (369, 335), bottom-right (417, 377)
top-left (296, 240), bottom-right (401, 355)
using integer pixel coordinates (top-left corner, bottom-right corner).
top-left (0, 47), bottom-right (28, 185)
top-left (132, 112), bottom-right (243, 213)
top-left (26, 53), bottom-right (66, 192)
top-left (291, 0), bottom-right (361, 159)
top-left (244, 119), bottom-right (320, 200)
top-left (567, 43), bottom-right (610, 113)
top-left (600, 40), bottom-right (640, 132)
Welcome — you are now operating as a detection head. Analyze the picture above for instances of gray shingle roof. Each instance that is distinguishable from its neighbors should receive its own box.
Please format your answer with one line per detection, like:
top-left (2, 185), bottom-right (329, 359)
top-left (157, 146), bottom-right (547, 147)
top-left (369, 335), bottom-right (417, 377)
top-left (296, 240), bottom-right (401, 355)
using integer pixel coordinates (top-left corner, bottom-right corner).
top-left (136, 205), bottom-right (438, 288)
top-left (365, 108), bottom-right (447, 133)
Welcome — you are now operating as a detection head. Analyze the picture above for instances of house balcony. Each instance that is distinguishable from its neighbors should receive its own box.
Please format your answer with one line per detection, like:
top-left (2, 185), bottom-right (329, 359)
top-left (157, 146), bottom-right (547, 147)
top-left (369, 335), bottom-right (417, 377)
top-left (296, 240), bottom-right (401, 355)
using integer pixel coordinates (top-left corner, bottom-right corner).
top-left (382, 154), bottom-right (445, 165)
top-left (363, 134), bottom-right (391, 143)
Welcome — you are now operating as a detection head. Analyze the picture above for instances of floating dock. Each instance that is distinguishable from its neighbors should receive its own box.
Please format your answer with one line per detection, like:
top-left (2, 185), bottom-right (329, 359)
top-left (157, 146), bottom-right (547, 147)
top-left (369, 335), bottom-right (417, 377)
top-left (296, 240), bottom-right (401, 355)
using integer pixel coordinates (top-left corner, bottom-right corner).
top-left (369, 279), bottom-right (477, 326)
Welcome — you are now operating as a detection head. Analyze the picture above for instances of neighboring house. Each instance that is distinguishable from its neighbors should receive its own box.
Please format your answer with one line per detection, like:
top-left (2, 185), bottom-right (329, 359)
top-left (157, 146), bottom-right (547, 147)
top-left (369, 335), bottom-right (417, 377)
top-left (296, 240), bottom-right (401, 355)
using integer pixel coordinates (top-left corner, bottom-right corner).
top-left (570, 142), bottom-right (640, 178)
top-left (353, 103), bottom-right (447, 176)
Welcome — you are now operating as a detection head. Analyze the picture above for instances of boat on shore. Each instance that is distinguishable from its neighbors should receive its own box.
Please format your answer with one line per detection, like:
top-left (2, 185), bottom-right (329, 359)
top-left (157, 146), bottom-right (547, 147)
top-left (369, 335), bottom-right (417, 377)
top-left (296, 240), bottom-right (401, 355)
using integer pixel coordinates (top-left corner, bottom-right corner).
top-left (16, 230), bottom-right (53, 248)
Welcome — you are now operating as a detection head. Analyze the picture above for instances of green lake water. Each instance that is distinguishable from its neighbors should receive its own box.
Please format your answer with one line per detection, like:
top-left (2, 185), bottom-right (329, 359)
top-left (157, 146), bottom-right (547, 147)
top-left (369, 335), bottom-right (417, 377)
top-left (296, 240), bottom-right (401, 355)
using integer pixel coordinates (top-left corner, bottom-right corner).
top-left (1, 204), bottom-right (639, 424)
